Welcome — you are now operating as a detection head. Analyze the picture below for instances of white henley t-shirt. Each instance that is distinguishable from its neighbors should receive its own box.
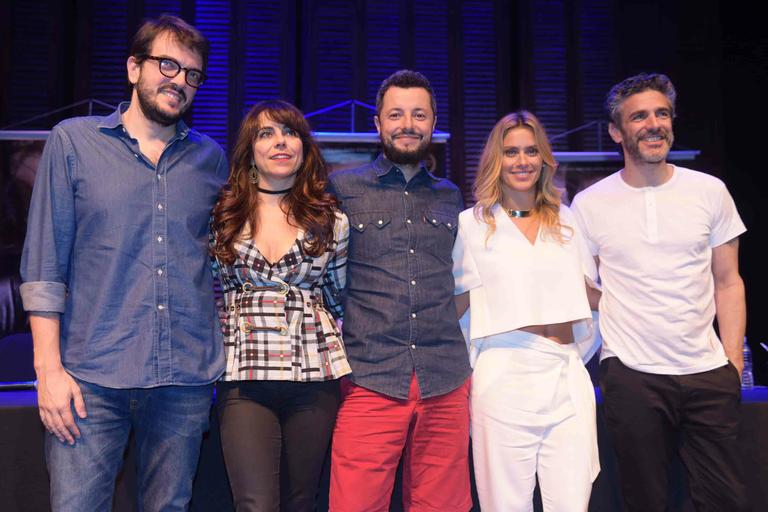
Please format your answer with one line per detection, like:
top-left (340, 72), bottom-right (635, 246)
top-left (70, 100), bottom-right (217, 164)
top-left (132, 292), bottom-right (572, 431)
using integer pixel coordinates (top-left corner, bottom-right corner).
top-left (571, 166), bottom-right (746, 375)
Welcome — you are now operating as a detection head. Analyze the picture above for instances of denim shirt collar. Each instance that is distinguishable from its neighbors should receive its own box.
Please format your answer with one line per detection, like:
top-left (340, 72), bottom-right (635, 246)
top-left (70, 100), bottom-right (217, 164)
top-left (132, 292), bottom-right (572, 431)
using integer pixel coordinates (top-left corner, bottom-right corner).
top-left (98, 101), bottom-right (192, 143)
top-left (373, 154), bottom-right (441, 182)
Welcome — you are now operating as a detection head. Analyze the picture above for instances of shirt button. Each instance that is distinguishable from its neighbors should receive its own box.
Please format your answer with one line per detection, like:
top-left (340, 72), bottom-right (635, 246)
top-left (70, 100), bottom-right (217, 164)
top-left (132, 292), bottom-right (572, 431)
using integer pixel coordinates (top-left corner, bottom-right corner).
top-left (157, 203), bottom-right (164, 211)
top-left (410, 344), bottom-right (416, 349)
top-left (157, 236), bottom-right (163, 243)
top-left (432, 218), bottom-right (438, 224)
top-left (157, 304), bottom-right (165, 310)
top-left (378, 219), bottom-right (384, 225)
top-left (410, 280), bottom-right (416, 286)
top-left (409, 248), bottom-right (415, 254)
top-left (134, 153), bottom-right (140, 159)
top-left (447, 222), bottom-right (452, 228)
top-left (157, 268), bottom-right (163, 276)
top-left (411, 313), bottom-right (416, 319)
top-left (404, 191), bottom-right (409, 196)
top-left (406, 218), bottom-right (412, 224)
top-left (358, 223), bottom-right (364, 229)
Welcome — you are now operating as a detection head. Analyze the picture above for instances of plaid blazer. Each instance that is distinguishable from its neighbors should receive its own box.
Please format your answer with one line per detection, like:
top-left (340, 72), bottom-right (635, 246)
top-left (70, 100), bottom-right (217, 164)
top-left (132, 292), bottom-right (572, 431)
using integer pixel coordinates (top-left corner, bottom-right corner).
top-left (212, 212), bottom-right (351, 381)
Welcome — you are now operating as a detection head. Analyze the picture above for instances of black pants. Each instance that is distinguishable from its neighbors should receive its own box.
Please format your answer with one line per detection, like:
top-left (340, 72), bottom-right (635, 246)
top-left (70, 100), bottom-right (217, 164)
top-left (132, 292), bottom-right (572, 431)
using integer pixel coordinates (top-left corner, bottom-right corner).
top-left (600, 357), bottom-right (749, 512)
top-left (217, 379), bottom-right (340, 512)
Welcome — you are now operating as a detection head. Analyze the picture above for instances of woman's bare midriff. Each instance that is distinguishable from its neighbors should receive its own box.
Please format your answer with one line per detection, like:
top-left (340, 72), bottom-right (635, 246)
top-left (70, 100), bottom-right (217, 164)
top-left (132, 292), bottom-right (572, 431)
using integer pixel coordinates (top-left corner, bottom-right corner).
top-left (518, 321), bottom-right (574, 345)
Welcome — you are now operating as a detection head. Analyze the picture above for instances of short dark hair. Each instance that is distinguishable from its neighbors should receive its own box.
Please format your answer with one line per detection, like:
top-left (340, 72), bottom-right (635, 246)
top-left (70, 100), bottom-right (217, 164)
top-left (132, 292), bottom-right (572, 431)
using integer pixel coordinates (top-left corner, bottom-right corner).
top-left (375, 69), bottom-right (437, 117)
top-left (129, 14), bottom-right (210, 70)
top-left (605, 73), bottom-right (676, 125)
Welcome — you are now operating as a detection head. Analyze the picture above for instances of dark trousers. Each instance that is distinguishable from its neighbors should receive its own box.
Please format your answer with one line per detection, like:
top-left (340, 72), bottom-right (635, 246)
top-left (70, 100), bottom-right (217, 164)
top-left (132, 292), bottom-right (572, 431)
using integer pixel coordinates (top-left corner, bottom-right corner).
top-left (600, 357), bottom-right (749, 512)
top-left (217, 379), bottom-right (340, 512)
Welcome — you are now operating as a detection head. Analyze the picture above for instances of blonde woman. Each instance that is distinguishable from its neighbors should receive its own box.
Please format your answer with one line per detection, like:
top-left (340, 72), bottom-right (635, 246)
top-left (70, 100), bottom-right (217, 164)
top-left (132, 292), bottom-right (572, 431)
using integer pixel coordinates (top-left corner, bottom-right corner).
top-left (453, 111), bottom-right (600, 511)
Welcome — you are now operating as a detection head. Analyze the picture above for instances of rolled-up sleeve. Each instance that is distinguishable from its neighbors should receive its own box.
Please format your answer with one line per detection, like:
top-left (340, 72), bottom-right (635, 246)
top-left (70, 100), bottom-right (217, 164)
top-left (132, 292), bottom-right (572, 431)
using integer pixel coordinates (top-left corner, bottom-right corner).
top-left (19, 125), bottom-right (76, 313)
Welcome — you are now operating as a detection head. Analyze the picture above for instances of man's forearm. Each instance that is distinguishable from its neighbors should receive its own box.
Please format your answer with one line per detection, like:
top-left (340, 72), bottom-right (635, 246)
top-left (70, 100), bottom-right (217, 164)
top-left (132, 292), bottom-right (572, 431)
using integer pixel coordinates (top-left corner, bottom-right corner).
top-left (454, 292), bottom-right (469, 319)
top-left (715, 278), bottom-right (746, 371)
top-left (30, 311), bottom-right (87, 444)
top-left (30, 312), bottom-right (64, 374)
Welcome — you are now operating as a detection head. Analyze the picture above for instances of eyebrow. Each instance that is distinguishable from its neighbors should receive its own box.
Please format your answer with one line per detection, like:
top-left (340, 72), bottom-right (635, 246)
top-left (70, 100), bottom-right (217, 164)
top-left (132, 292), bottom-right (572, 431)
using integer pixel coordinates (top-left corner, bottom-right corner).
top-left (257, 124), bottom-right (293, 132)
top-left (628, 105), bottom-right (672, 116)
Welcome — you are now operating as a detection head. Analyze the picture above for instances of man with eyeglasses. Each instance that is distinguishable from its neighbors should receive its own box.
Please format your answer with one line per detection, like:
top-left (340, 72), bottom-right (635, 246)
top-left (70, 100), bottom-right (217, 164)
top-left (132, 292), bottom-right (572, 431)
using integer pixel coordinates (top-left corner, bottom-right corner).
top-left (20, 15), bottom-right (226, 510)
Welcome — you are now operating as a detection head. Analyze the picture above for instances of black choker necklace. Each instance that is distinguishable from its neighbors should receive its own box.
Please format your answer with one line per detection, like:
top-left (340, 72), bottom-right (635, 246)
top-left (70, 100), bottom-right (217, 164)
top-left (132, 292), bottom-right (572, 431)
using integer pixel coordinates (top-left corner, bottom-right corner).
top-left (257, 186), bottom-right (292, 195)
top-left (506, 208), bottom-right (532, 218)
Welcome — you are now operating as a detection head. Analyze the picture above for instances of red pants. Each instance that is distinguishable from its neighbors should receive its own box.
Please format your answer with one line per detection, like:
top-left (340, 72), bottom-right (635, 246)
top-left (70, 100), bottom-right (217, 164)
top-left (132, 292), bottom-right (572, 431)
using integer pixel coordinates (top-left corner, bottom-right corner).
top-left (330, 374), bottom-right (471, 512)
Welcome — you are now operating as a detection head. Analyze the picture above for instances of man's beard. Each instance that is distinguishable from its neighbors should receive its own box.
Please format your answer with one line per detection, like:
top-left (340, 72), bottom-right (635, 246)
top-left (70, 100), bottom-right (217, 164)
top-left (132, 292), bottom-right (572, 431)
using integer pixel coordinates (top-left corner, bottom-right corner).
top-left (135, 78), bottom-right (188, 127)
top-left (381, 130), bottom-right (432, 165)
top-left (623, 128), bottom-right (674, 164)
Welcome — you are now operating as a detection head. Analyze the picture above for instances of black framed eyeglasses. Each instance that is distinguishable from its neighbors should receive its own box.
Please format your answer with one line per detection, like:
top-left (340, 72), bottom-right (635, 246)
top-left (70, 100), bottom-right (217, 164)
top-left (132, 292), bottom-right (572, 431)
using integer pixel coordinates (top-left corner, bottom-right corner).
top-left (141, 55), bottom-right (207, 88)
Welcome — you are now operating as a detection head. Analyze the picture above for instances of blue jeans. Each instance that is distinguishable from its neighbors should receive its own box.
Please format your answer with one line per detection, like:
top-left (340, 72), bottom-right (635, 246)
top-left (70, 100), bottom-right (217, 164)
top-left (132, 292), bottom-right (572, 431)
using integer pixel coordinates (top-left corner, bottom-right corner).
top-left (45, 378), bottom-right (213, 511)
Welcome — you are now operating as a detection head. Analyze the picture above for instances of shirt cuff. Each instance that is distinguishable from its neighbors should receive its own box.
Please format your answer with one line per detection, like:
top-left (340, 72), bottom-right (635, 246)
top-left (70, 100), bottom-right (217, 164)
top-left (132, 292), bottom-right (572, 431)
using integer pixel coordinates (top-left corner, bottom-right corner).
top-left (20, 281), bottom-right (67, 313)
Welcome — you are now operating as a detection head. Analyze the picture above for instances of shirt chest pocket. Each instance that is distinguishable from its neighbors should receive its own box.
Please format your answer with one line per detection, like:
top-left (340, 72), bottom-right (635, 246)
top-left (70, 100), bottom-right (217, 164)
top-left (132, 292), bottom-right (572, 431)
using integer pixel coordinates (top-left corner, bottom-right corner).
top-left (421, 209), bottom-right (458, 261)
top-left (348, 210), bottom-right (393, 259)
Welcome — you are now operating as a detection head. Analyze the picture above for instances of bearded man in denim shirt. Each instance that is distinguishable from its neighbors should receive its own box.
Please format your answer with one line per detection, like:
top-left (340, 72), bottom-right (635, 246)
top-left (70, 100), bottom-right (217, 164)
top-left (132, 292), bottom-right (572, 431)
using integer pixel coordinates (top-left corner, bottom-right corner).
top-left (328, 70), bottom-right (472, 512)
top-left (20, 15), bottom-right (226, 510)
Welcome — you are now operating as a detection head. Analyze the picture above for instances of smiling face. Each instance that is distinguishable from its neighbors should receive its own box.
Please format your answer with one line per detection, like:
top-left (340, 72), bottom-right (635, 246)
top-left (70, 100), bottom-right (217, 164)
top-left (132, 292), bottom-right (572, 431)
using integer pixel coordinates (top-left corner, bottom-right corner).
top-left (610, 89), bottom-right (675, 165)
top-left (499, 126), bottom-right (543, 201)
top-left (374, 86), bottom-right (436, 165)
top-left (251, 113), bottom-right (304, 189)
top-left (128, 31), bottom-right (202, 126)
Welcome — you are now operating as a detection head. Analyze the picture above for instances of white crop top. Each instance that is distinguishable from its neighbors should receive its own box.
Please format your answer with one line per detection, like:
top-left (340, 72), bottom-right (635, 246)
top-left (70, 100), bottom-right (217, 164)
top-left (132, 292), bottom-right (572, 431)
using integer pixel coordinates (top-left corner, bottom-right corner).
top-left (453, 204), bottom-right (597, 345)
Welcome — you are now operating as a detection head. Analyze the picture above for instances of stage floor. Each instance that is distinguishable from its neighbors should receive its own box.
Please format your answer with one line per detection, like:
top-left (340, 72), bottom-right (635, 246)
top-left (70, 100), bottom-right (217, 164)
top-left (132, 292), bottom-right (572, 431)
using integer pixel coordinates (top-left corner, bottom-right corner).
top-left (2, 387), bottom-right (767, 511)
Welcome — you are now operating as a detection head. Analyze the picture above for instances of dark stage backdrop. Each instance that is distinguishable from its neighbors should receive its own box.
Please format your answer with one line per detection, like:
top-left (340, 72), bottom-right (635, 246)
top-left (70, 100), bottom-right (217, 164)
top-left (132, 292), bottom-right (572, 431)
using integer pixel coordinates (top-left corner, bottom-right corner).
top-left (1, 0), bottom-right (766, 381)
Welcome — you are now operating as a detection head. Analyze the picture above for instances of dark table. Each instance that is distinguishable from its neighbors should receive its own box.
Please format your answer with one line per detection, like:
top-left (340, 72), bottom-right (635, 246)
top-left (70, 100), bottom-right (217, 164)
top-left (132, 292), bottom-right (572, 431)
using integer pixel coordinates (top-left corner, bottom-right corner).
top-left (2, 388), bottom-right (767, 511)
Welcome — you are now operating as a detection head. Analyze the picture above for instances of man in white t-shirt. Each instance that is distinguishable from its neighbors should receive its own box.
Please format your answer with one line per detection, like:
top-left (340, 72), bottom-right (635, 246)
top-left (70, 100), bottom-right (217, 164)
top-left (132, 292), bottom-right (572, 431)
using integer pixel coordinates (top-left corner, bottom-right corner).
top-left (571, 73), bottom-right (749, 511)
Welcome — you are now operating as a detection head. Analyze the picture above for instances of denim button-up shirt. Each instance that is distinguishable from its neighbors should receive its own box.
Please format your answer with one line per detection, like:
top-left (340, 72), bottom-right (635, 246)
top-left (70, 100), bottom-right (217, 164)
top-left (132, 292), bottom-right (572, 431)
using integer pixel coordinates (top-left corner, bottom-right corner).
top-left (20, 103), bottom-right (227, 388)
top-left (328, 154), bottom-right (471, 399)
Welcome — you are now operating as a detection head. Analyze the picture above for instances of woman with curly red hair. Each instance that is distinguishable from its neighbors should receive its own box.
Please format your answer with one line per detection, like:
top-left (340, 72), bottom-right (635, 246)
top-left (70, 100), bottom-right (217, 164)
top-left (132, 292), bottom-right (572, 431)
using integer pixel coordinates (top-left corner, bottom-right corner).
top-left (210, 100), bottom-right (350, 511)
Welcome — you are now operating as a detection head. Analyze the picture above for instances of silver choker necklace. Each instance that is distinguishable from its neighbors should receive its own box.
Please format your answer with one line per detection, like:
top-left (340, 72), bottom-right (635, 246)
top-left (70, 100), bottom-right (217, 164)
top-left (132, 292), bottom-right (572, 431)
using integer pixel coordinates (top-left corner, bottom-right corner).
top-left (506, 208), bottom-right (532, 218)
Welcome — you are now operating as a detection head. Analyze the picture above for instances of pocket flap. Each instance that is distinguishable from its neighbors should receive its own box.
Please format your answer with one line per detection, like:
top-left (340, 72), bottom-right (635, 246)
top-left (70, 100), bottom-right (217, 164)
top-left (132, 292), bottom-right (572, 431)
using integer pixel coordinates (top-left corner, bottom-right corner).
top-left (349, 210), bottom-right (392, 232)
top-left (423, 210), bottom-right (458, 230)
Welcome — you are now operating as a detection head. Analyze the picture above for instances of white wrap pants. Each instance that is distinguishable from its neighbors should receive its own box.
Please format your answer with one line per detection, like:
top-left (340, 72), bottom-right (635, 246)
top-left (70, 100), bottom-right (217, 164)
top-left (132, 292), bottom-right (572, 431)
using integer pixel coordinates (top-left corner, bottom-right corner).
top-left (470, 330), bottom-right (599, 512)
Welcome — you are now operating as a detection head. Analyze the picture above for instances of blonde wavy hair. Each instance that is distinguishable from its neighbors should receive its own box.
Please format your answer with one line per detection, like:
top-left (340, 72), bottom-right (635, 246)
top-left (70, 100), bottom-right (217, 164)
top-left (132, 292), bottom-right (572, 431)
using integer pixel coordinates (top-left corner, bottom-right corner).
top-left (473, 111), bottom-right (570, 243)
